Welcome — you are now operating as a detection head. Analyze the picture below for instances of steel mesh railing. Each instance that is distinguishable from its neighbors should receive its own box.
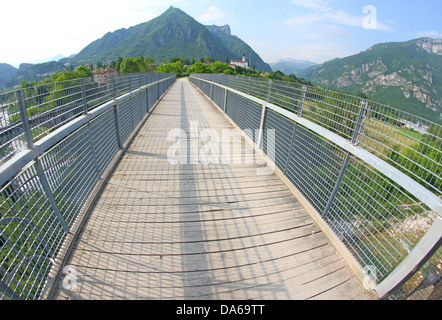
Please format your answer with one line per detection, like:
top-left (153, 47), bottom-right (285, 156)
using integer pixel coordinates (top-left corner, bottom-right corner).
top-left (191, 73), bottom-right (442, 300)
top-left (0, 73), bottom-right (175, 299)
top-left (0, 73), bottom-right (171, 164)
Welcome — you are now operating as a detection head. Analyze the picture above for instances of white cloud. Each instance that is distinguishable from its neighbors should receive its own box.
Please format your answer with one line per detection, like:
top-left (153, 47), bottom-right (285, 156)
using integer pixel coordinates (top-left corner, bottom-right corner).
top-left (290, 0), bottom-right (330, 12)
top-left (285, 1), bottom-right (393, 31)
top-left (412, 30), bottom-right (442, 38)
top-left (198, 6), bottom-right (231, 23)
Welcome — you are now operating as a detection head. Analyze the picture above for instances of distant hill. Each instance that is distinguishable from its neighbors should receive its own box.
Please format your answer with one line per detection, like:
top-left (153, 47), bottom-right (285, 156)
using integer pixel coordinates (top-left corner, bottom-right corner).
top-left (300, 38), bottom-right (442, 123)
top-left (73, 6), bottom-right (272, 72)
top-left (0, 63), bottom-right (18, 89)
top-left (205, 24), bottom-right (271, 72)
top-left (269, 58), bottom-right (317, 75)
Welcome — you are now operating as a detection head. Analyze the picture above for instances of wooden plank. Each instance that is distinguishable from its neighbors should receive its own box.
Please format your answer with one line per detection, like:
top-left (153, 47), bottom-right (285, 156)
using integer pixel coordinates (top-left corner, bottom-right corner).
top-left (54, 78), bottom-right (372, 300)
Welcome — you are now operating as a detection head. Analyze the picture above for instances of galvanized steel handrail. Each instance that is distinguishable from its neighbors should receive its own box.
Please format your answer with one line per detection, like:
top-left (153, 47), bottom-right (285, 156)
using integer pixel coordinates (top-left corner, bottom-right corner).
top-left (190, 74), bottom-right (441, 300)
top-left (0, 73), bottom-right (176, 299)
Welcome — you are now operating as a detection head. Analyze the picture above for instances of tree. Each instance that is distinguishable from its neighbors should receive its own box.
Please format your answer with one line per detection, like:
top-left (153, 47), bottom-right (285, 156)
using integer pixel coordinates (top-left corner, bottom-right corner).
top-left (157, 61), bottom-right (184, 76)
top-left (120, 58), bottom-right (139, 74)
top-left (210, 61), bottom-right (232, 74)
top-left (134, 56), bottom-right (147, 73)
top-left (193, 62), bottom-right (211, 74)
top-left (144, 57), bottom-right (157, 72)
top-left (115, 57), bottom-right (123, 73)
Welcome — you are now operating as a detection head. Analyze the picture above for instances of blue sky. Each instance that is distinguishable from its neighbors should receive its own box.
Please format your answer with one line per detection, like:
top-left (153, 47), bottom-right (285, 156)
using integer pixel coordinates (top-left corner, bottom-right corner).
top-left (1, 0), bottom-right (441, 67)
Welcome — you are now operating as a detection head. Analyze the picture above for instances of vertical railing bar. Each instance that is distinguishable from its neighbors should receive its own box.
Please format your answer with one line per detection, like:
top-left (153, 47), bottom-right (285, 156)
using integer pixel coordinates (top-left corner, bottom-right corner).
top-left (34, 158), bottom-right (69, 233)
top-left (17, 89), bottom-right (34, 150)
top-left (81, 79), bottom-right (88, 114)
top-left (284, 85), bottom-right (307, 174)
top-left (352, 99), bottom-right (368, 145)
top-left (299, 85), bottom-right (307, 117)
top-left (322, 153), bottom-right (351, 219)
top-left (86, 122), bottom-right (100, 177)
top-left (113, 103), bottom-right (123, 149)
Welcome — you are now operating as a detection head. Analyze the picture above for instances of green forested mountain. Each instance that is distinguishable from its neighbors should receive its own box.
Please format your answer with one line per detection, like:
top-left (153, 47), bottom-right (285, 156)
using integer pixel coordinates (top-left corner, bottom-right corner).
top-left (0, 63), bottom-right (18, 89)
top-left (300, 38), bottom-right (442, 123)
top-left (73, 7), bottom-right (272, 72)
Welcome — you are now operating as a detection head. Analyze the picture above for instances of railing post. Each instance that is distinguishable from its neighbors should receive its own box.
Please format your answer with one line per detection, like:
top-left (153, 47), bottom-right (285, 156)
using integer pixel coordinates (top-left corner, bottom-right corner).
top-left (299, 85), bottom-right (307, 116)
top-left (284, 85), bottom-right (308, 174)
top-left (322, 153), bottom-right (351, 219)
top-left (34, 158), bottom-right (69, 233)
top-left (223, 89), bottom-right (228, 113)
top-left (81, 79), bottom-right (88, 114)
top-left (352, 99), bottom-right (368, 145)
top-left (113, 103), bottom-right (123, 149)
top-left (17, 89), bottom-right (34, 150)
top-left (112, 74), bottom-right (117, 99)
top-left (146, 87), bottom-right (150, 113)
top-left (256, 104), bottom-right (267, 150)
top-left (266, 79), bottom-right (272, 102)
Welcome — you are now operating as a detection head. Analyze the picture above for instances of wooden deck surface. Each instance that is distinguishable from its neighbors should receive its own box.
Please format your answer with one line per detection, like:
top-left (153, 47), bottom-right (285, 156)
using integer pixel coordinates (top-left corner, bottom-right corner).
top-left (53, 78), bottom-right (373, 300)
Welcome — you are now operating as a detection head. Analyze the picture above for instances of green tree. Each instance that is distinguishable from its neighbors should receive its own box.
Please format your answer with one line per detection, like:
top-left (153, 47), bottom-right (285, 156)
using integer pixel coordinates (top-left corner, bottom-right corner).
top-left (120, 58), bottom-right (140, 74)
top-left (144, 57), bottom-right (157, 72)
top-left (115, 57), bottom-right (123, 73)
top-left (134, 56), bottom-right (147, 73)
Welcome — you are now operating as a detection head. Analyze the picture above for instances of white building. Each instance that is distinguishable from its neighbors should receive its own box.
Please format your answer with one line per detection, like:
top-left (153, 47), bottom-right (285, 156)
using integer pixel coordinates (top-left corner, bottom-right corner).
top-left (230, 52), bottom-right (250, 69)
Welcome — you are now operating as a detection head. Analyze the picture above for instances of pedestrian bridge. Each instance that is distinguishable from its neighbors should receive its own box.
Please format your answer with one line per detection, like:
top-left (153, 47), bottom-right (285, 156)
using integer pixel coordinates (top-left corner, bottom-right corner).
top-left (0, 73), bottom-right (440, 300)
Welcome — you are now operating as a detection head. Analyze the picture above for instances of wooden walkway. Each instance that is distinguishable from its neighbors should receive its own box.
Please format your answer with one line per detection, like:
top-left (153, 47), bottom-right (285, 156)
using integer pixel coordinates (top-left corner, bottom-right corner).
top-left (53, 78), bottom-right (373, 300)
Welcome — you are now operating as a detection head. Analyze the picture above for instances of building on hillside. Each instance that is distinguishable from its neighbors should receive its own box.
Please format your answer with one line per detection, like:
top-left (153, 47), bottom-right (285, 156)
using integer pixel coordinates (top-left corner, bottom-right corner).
top-left (92, 68), bottom-right (118, 86)
top-left (230, 52), bottom-right (250, 69)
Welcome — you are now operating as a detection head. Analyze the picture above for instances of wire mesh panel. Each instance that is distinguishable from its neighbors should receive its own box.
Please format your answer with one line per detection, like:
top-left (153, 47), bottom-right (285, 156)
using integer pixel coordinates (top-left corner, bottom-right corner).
top-left (0, 163), bottom-right (65, 300)
top-left (285, 125), bottom-right (347, 214)
top-left (0, 91), bottom-right (25, 161)
top-left (326, 155), bottom-right (437, 283)
top-left (212, 85), bottom-right (226, 109)
top-left (90, 109), bottom-right (119, 175)
top-left (118, 97), bottom-right (135, 145)
top-left (359, 101), bottom-right (441, 195)
top-left (244, 100), bottom-right (262, 140)
top-left (301, 86), bottom-right (362, 141)
top-left (148, 85), bottom-right (158, 110)
top-left (262, 109), bottom-right (295, 171)
top-left (269, 81), bottom-right (304, 114)
top-left (40, 125), bottom-right (98, 228)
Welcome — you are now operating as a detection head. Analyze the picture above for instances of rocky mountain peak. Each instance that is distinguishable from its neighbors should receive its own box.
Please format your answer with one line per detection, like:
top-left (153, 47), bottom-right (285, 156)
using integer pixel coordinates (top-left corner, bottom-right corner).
top-left (416, 38), bottom-right (442, 55)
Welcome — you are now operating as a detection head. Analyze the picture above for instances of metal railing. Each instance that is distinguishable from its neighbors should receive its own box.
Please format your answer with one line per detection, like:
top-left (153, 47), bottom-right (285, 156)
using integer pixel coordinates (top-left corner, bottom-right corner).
top-left (0, 72), bottom-right (176, 299)
top-left (190, 73), bottom-right (442, 300)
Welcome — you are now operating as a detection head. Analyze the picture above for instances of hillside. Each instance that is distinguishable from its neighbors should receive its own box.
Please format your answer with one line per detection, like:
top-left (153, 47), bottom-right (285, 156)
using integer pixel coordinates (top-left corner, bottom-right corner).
top-left (269, 58), bottom-right (317, 76)
top-left (301, 38), bottom-right (442, 123)
top-left (73, 7), bottom-right (271, 72)
top-left (205, 24), bottom-right (271, 72)
top-left (0, 63), bottom-right (18, 89)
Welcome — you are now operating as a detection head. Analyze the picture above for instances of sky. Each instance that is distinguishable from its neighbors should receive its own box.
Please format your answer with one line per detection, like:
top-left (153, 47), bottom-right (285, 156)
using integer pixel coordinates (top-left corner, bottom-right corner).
top-left (1, 0), bottom-right (441, 68)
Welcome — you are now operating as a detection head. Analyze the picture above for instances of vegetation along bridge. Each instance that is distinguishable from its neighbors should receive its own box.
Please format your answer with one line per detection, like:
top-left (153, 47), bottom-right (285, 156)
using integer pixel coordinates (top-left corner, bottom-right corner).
top-left (0, 72), bottom-right (440, 300)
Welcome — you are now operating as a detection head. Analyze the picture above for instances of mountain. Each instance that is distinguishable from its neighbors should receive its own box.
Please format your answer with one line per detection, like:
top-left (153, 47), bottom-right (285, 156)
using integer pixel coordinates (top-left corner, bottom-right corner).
top-left (269, 58), bottom-right (317, 75)
top-left (300, 38), bottom-right (442, 123)
top-left (0, 63), bottom-right (18, 89)
top-left (73, 7), bottom-right (271, 72)
top-left (205, 24), bottom-right (271, 72)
